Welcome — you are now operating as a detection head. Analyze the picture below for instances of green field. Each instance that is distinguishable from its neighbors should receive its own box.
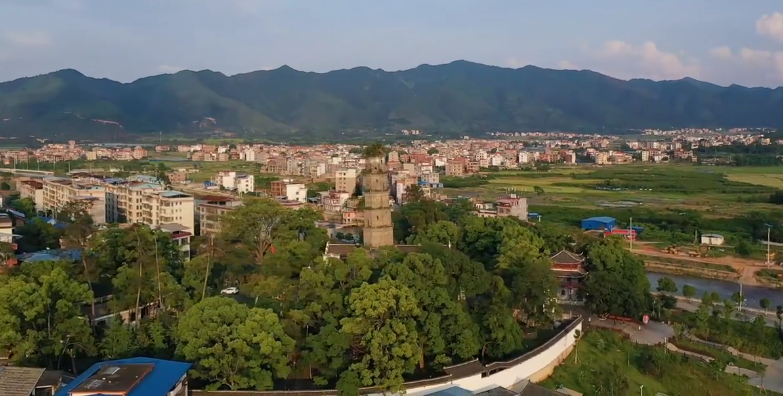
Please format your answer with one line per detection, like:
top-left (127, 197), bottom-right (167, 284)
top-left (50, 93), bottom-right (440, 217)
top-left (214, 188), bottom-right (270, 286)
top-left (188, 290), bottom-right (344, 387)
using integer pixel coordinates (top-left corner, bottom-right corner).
top-left (541, 330), bottom-right (768, 396)
top-left (447, 164), bottom-right (783, 217)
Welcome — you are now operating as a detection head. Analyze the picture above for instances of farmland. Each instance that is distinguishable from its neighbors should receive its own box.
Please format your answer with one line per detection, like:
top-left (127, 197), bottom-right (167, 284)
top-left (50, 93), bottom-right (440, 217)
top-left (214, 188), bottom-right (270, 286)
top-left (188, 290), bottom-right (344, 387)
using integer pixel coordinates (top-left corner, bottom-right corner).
top-left (446, 164), bottom-right (783, 264)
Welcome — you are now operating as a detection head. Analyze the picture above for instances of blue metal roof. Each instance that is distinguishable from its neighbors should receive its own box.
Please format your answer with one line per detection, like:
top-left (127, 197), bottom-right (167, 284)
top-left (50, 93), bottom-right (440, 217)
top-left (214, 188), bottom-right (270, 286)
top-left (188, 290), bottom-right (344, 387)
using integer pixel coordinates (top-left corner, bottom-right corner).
top-left (54, 357), bottom-right (192, 396)
top-left (583, 216), bottom-right (616, 223)
top-left (160, 190), bottom-right (188, 197)
top-left (17, 249), bottom-right (81, 262)
top-left (428, 386), bottom-right (474, 396)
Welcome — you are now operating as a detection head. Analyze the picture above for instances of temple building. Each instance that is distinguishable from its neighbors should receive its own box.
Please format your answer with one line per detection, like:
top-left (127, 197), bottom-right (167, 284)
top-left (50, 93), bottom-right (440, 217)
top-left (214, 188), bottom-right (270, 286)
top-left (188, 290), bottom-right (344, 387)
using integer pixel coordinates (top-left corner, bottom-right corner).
top-left (550, 250), bottom-right (588, 301)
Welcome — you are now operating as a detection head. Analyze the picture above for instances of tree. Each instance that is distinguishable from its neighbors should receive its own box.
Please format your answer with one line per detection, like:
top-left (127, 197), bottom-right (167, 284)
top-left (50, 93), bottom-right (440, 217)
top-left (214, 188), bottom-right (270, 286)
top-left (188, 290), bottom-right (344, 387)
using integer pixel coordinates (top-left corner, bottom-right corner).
top-left (723, 300), bottom-right (735, 319)
top-left (340, 278), bottom-right (420, 393)
top-left (175, 297), bottom-right (295, 390)
top-left (16, 218), bottom-right (61, 252)
top-left (10, 197), bottom-right (36, 218)
top-left (0, 181), bottom-right (10, 191)
top-left (384, 253), bottom-right (480, 369)
top-left (735, 240), bottom-right (753, 257)
top-left (583, 238), bottom-right (652, 318)
top-left (573, 329), bottom-right (581, 364)
top-left (403, 184), bottom-right (425, 204)
top-left (682, 284), bottom-right (696, 301)
top-left (656, 277), bottom-right (677, 293)
top-left (761, 297), bottom-right (771, 312)
top-left (0, 262), bottom-right (96, 368)
top-left (533, 186), bottom-right (545, 196)
top-left (60, 199), bottom-right (98, 324)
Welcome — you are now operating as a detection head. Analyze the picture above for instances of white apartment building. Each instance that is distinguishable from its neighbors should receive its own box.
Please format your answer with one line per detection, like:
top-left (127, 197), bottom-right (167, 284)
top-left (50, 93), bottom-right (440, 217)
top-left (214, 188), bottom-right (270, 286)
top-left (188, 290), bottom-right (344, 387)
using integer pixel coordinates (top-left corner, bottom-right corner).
top-left (216, 171), bottom-right (255, 194)
top-left (18, 180), bottom-right (44, 212)
top-left (104, 176), bottom-right (165, 223)
top-left (41, 177), bottom-right (107, 224)
top-left (142, 190), bottom-right (195, 234)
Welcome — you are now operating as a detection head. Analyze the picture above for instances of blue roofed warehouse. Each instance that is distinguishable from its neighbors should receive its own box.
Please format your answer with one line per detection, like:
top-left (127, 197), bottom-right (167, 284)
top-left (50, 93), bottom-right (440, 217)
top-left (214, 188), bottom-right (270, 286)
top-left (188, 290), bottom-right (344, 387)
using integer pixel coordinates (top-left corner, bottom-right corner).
top-left (581, 216), bottom-right (616, 231)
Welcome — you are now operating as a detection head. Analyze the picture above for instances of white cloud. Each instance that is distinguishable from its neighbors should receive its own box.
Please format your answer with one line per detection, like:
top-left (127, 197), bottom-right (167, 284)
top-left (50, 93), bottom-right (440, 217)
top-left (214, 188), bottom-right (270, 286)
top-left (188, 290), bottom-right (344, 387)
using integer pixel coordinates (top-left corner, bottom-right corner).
top-left (157, 65), bottom-right (185, 74)
top-left (3, 31), bottom-right (51, 47)
top-left (505, 58), bottom-right (529, 68)
top-left (557, 60), bottom-right (578, 70)
top-left (589, 40), bottom-right (700, 80)
top-left (756, 12), bottom-right (783, 42)
top-left (709, 46), bottom-right (732, 59)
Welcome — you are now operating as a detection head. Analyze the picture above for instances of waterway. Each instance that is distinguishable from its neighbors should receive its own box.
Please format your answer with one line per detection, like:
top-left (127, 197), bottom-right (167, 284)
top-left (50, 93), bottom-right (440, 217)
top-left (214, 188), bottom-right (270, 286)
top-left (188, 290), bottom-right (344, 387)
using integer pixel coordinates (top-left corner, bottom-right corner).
top-left (646, 272), bottom-right (783, 307)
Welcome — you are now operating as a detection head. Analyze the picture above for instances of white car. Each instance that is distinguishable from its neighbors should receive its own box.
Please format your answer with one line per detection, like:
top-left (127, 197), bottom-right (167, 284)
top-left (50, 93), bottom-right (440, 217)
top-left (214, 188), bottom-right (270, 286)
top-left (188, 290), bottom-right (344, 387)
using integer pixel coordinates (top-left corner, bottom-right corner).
top-left (220, 287), bottom-right (239, 295)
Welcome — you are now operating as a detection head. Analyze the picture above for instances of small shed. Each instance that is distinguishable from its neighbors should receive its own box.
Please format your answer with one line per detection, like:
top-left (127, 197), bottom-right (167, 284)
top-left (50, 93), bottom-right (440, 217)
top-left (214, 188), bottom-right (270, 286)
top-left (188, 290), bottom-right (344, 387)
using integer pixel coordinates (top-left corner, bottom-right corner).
top-left (701, 233), bottom-right (725, 246)
top-left (581, 216), bottom-right (616, 231)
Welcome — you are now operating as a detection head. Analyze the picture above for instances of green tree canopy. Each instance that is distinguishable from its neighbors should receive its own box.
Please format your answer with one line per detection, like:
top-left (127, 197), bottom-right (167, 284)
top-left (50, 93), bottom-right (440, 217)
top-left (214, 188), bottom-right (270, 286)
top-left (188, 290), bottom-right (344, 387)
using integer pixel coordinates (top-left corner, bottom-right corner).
top-left (175, 297), bottom-right (295, 390)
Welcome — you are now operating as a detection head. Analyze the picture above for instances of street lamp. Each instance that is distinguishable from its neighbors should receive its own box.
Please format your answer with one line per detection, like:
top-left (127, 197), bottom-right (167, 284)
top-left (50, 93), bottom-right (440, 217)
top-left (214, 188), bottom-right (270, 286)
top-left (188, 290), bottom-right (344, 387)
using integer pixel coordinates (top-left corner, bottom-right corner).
top-left (640, 384), bottom-right (644, 396)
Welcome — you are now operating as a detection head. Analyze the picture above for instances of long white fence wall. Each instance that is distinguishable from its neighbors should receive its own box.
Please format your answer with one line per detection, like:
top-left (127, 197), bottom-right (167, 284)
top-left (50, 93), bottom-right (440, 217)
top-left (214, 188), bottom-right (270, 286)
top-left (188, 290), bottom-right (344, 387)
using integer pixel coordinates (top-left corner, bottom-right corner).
top-left (381, 318), bottom-right (583, 396)
top-left (190, 317), bottom-right (583, 396)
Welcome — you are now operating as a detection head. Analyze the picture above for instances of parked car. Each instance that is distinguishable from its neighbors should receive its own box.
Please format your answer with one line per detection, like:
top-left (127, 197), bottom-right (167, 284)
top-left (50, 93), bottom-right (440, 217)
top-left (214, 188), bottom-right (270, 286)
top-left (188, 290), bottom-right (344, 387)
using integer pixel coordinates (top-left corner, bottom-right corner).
top-left (220, 287), bottom-right (239, 295)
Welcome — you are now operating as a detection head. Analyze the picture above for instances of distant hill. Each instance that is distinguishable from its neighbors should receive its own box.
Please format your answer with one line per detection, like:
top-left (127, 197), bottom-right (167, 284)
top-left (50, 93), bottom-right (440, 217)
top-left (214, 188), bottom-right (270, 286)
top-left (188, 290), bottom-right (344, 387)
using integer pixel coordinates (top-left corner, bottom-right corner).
top-left (1, 60), bottom-right (783, 140)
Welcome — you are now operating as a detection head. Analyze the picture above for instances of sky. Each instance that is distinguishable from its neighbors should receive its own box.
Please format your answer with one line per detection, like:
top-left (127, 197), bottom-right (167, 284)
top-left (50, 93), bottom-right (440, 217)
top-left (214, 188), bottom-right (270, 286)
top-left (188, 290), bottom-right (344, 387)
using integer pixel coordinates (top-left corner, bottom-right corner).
top-left (2, 0), bottom-right (783, 87)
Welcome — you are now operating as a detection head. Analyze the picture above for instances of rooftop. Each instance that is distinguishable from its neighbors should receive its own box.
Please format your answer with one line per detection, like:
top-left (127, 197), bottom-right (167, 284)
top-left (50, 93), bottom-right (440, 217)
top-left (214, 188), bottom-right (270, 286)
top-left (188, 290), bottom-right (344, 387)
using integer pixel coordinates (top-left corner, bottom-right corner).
top-left (0, 366), bottom-right (46, 396)
top-left (54, 358), bottom-right (191, 396)
top-left (159, 190), bottom-right (191, 198)
top-left (583, 216), bottom-right (616, 223)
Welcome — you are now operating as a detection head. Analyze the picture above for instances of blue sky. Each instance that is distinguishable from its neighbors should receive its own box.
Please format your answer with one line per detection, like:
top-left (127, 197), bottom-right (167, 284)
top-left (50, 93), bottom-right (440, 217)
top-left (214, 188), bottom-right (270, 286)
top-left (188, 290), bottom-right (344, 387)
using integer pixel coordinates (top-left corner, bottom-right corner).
top-left (2, 0), bottom-right (783, 87)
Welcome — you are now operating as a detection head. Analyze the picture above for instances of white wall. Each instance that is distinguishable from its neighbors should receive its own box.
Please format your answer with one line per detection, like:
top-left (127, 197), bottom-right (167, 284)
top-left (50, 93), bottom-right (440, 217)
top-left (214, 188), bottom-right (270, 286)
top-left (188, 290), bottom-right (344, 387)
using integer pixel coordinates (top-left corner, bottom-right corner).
top-left (378, 319), bottom-right (583, 396)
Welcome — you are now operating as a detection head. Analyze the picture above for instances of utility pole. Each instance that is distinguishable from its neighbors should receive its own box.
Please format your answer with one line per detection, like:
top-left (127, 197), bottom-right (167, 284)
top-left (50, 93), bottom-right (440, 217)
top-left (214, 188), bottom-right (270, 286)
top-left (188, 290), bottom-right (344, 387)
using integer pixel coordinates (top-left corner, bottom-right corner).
top-left (766, 224), bottom-right (773, 267)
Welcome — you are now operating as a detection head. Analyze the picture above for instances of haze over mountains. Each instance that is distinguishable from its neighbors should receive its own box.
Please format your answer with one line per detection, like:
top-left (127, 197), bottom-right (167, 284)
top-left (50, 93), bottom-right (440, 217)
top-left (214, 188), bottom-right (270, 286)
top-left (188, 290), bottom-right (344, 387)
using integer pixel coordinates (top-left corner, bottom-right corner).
top-left (1, 60), bottom-right (782, 140)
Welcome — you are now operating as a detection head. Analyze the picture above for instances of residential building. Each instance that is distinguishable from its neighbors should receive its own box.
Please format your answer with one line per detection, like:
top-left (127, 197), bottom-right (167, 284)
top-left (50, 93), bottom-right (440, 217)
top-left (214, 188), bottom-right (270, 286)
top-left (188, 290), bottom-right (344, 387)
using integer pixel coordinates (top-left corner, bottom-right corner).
top-left (495, 195), bottom-right (528, 221)
top-left (141, 190), bottom-right (195, 234)
top-left (335, 168), bottom-right (357, 193)
top-left (270, 179), bottom-right (308, 203)
top-left (18, 180), bottom-right (44, 211)
top-left (445, 161), bottom-right (465, 176)
top-left (41, 177), bottom-right (107, 224)
top-left (54, 357), bottom-right (192, 396)
top-left (215, 171), bottom-right (255, 193)
top-left (104, 177), bottom-right (165, 223)
top-left (197, 196), bottom-right (242, 235)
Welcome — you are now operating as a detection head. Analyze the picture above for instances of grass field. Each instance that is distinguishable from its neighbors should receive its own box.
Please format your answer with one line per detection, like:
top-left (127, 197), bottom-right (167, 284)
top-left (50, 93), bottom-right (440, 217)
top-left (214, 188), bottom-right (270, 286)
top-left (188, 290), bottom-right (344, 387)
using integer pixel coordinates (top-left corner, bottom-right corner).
top-left (541, 330), bottom-right (768, 396)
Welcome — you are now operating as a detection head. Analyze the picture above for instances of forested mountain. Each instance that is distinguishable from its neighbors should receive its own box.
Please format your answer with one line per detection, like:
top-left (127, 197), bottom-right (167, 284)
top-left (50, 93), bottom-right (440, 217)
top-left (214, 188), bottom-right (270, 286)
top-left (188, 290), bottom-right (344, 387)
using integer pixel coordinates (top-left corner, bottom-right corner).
top-left (2, 60), bottom-right (783, 139)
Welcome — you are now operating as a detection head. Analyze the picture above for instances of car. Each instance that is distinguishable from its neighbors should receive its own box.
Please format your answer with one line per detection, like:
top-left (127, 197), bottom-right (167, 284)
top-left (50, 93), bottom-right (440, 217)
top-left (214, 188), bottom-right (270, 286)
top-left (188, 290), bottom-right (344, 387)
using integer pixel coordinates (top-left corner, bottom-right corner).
top-left (220, 287), bottom-right (239, 295)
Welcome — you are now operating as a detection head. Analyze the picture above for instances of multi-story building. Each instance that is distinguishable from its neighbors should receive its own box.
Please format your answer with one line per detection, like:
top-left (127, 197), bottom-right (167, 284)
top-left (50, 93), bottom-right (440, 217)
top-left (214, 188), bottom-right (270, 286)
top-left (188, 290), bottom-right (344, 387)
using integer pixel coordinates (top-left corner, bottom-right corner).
top-left (495, 195), bottom-right (528, 221)
top-left (141, 190), bottom-right (195, 233)
top-left (445, 161), bottom-right (465, 176)
top-left (216, 171), bottom-right (255, 194)
top-left (197, 196), bottom-right (242, 236)
top-left (17, 180), bottom-right (44, 212)
top-left (41, 177), bottom-right (107, 224)
top-left (335, 169), bottom-right (357, 193)
top-left (104, 176), bottom-right (165, 223)
top-left (270, 179), bottom-right (308, 203)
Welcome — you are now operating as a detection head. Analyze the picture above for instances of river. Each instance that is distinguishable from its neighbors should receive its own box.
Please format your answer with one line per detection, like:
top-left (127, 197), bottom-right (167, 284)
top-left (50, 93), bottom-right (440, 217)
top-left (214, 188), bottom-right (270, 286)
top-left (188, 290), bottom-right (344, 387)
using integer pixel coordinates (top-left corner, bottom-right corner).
top-left (646, 272), bottom-right (783, 307)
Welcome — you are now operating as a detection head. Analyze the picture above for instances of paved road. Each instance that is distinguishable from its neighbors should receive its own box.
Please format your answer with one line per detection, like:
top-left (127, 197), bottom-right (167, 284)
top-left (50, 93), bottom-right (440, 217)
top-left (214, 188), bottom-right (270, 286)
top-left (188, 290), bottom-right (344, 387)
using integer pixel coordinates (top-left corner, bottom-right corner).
top-left (674, 298), bottom-right (779, 328)
top-left (586, 316), bottom-right (674, 345)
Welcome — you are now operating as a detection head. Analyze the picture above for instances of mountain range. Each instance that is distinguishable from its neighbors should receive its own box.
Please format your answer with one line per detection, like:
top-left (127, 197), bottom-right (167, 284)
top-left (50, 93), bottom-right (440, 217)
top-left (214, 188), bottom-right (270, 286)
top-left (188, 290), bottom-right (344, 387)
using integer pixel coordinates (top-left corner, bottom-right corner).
top-left (1, 60), bottom-right (783, 140)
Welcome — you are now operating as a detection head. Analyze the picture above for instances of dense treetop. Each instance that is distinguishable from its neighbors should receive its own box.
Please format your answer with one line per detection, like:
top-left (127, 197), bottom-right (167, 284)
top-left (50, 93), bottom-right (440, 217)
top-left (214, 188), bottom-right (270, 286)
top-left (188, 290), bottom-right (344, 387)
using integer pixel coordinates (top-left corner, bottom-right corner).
top-left (0, 197), bottom-right (653, 393)
top-left (3, 61), bottom-right (783, 139)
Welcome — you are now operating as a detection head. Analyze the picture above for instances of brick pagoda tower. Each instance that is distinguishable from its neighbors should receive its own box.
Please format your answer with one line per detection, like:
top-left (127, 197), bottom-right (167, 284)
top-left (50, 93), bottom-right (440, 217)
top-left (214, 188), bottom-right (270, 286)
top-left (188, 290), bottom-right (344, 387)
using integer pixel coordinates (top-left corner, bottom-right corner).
top-left (362, 153), bottom-right (394, 248)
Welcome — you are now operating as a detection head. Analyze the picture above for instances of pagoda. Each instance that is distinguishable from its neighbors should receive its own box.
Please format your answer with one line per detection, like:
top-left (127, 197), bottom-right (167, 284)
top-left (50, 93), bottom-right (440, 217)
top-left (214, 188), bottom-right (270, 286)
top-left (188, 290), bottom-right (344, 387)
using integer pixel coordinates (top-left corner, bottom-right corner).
top-left (550, 250), bottom-right (588, 301)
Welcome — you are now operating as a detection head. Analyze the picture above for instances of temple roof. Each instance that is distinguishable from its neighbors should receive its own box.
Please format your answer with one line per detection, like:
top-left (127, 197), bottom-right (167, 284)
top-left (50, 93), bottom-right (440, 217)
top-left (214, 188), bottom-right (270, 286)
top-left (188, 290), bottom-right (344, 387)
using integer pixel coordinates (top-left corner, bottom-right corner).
top-left (551, 250), bottom-right (585, 265)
